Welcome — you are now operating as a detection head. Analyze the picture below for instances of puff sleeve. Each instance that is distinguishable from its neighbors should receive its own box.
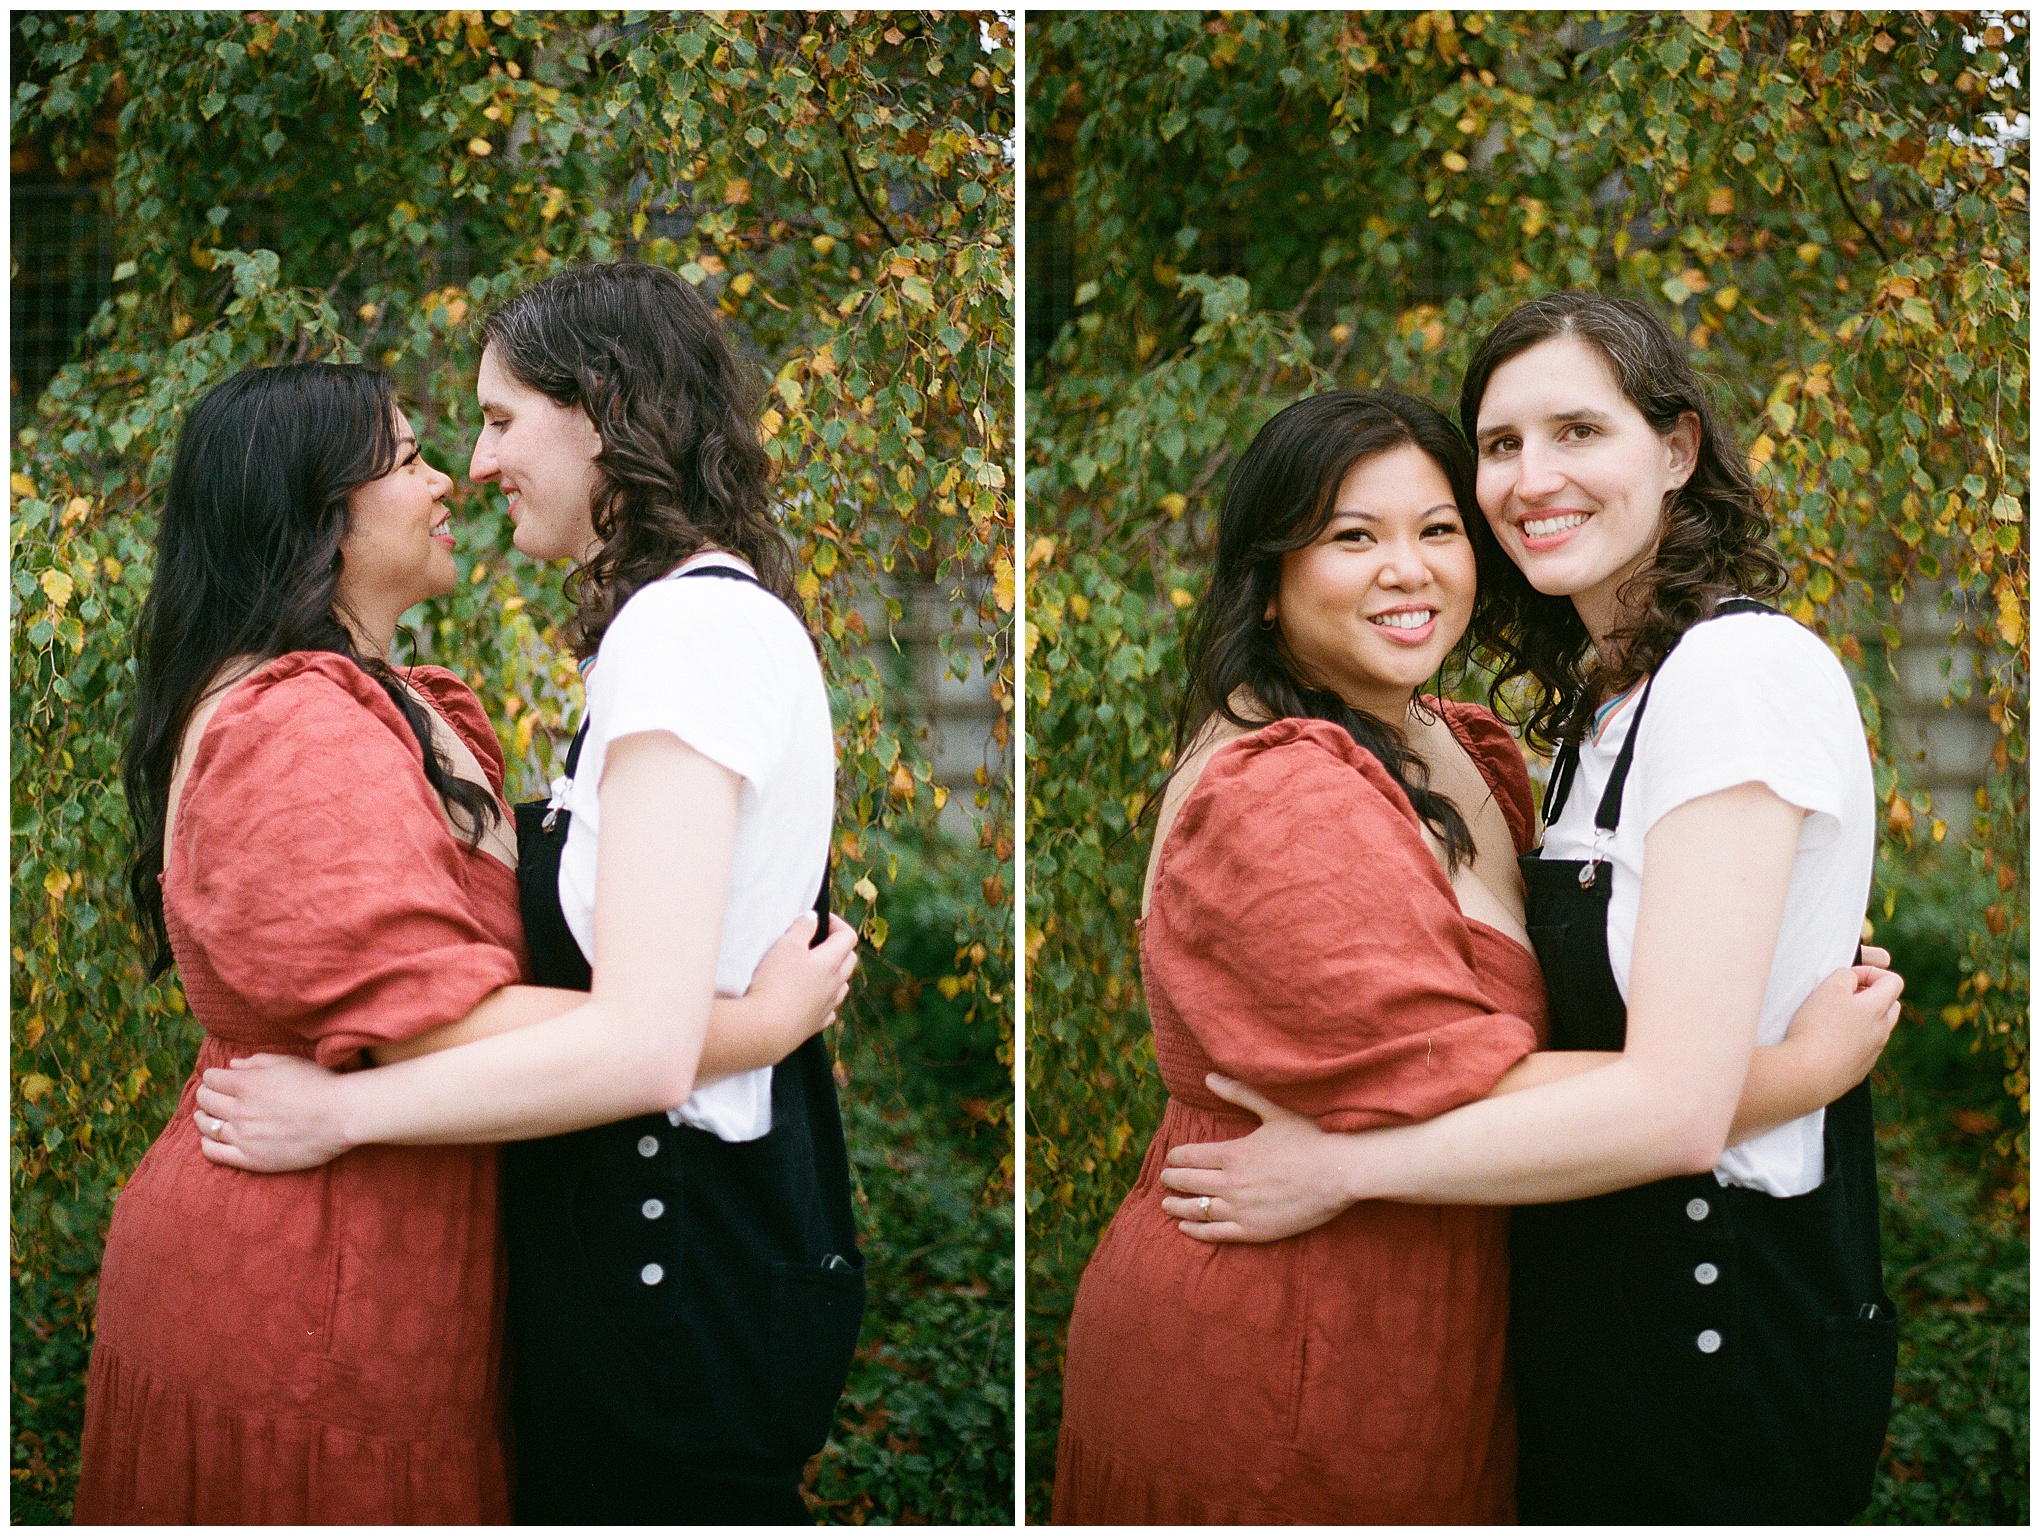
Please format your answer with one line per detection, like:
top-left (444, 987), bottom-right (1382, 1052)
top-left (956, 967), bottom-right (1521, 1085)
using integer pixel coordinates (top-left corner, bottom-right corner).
top-left (170, 654), bottom-right (525, 1067)
top-left (1145, 718), bottom-right (1539, 1131)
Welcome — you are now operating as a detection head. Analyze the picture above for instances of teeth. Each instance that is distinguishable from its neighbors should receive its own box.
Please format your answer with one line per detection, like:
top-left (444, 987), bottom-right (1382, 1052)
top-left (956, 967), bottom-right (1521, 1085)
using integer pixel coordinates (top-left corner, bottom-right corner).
top-left (1370, 610), bottom-right (1435, 630)
top-left (1522, 512), bottom-right (1590, 539)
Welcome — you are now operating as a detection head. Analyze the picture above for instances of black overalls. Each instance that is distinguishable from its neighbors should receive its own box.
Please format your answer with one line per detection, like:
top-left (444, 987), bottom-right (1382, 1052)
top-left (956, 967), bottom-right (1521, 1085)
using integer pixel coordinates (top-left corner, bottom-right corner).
top-left (503, 565), bottom-right (865, 1525)
top-left (1510, 600), bottom-right (1897, 1525)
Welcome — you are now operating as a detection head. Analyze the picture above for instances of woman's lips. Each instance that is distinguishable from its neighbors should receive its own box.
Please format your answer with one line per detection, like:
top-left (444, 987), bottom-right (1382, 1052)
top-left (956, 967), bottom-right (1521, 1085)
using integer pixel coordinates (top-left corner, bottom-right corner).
top-left (1515, 510), bottom-right (1591, 552)
top-left (1367, 608), bottom-right (1437, 646)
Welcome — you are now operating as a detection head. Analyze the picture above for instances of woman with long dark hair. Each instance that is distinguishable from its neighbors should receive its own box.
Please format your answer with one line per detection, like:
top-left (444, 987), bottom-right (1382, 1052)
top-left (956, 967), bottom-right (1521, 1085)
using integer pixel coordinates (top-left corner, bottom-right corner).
top-left (1048, 386), bottom-right (1897, 1523)
top-left (1158, 291), bottom-right (1900, 1523)
top-left (77, 360), bottom-right (850, 1524)
top-left (192, 263), bottom-right (866, 1525)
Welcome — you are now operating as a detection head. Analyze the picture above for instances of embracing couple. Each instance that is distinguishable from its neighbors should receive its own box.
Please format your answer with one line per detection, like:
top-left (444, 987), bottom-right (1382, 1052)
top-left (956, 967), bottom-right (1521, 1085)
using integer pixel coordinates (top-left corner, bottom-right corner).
top-left (77, 262), bottom-right (866, 1525)
top-left (1054, 291), bottom-right (1903, 1525)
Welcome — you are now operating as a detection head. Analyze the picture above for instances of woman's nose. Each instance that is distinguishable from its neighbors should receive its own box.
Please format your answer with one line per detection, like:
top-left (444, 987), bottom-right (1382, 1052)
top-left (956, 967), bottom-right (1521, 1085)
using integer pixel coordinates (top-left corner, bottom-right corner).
top-left (469, 438), bottom-right (496, 483)
top-left (1376, 544), bottom-right (1429, 589)
top-left (1514, 443), bottom-right (1568, 499)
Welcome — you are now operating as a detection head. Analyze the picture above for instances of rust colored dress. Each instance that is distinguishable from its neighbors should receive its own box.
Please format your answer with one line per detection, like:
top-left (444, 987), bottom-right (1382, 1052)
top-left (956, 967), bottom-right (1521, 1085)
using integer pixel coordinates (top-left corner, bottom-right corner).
top-left (74, 654), bottom-right (528, 1525)
top-left (1053, 709), bottom-right (1551, 1525)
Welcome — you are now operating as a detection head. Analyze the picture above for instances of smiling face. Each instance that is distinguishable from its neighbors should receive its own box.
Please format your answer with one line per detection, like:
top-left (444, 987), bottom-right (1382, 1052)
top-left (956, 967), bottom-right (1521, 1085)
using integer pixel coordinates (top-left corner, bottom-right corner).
top-left (470, 342), bottom-right (605, 564)
top-left (1269, 442), bottom-right (1477, 720)
top-left (1471, 332), bottom-right (1699, 641)
top-left (336, 410), bottom-right (457, 631)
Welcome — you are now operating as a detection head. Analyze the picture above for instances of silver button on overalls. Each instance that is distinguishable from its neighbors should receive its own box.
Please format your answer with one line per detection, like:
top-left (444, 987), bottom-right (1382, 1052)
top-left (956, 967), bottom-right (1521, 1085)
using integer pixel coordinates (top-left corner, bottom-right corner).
top-left (1685, 1197), bottom-right (1710, 1222)
top-left (637, 1134), bottom-right (659, 1158)
top-left (641, 1198), bottom-right (665, 1220)
top-left (1694, 1261), bottom-right (1720, 1285)
top-left (1696, 1328), bottom-right (1723, 1354)
top-left (640, 1262), bottom-right (665, 1286)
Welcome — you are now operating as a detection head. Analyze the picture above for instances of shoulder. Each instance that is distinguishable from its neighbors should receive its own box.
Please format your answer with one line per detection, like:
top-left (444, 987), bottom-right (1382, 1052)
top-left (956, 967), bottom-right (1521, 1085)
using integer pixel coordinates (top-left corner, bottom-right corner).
top-left (402, 665), bottom-right (505, 784)
top-left (209, 651), bottom-right (418, 756)
top-left (604, 568), bottom-right (812, 664)
top-left (1185, 717), bottom-right (1424, 838)
top-left (1662, 610), bottom-right (1848, 691)
top-left (1435, 699), bottom-right (1535, 852)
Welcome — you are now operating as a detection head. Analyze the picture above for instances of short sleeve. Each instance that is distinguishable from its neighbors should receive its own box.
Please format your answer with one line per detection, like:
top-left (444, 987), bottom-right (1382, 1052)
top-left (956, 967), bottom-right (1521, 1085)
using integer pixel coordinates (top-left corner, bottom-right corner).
top-left (1633, 614), bottom-right (1861, 850)
top-left (173, 654), bottom-right (524, 1067)
top-left (1147, 719), bottom-right (1539, 1132)
top-left (588, 576), bottom-right (802, 786)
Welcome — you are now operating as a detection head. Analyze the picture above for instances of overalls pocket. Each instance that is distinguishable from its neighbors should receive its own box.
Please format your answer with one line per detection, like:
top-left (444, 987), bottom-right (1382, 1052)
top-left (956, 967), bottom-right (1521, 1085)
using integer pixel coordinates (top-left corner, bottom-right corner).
top-left (768, 1251), bottom-right (868, 1462)
top-left (1820, 1308), bottom-right (1899, 1512)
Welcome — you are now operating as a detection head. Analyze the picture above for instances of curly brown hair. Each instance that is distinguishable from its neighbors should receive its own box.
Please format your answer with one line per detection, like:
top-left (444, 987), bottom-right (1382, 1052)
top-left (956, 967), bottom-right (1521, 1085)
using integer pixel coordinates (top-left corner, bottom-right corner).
top-left (480, 262), bottom-right (794, 658)
top-left (1457, 291), bottom-right (1788, 754)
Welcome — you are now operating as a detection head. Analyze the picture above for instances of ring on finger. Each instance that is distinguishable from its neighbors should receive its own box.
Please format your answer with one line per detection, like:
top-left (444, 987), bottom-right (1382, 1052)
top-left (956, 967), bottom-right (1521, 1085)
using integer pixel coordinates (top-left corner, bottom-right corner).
top-left (1197, 1195), bottom-right (1212, 1219)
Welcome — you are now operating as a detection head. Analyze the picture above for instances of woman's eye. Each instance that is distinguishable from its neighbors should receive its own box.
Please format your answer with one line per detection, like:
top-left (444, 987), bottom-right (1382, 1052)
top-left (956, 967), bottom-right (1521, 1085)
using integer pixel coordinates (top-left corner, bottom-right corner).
top-left (1483, 437), bottom-right (1517, 457)
top-left (1563, 423), bottom-right (1595, 441)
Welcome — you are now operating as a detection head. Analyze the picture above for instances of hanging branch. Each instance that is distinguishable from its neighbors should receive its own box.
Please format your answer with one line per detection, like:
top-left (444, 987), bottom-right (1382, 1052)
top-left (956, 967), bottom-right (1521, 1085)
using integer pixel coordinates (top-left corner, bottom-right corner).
top-left (1828, 155), bottom-right (1892, 264)
top-left (837, 135), bottom-right (900, 248)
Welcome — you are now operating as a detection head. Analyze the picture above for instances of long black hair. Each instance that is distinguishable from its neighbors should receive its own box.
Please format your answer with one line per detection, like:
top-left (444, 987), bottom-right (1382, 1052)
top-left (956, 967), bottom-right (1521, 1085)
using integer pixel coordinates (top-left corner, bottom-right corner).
top-left (1173, 389), bottom-right (1511, 869)
top-left (1457, 290), bottom-right (1789, 753)
top-left (479, 261), bottom-right (793, 658)
top-left (123, 362), bottom-right (500, 975)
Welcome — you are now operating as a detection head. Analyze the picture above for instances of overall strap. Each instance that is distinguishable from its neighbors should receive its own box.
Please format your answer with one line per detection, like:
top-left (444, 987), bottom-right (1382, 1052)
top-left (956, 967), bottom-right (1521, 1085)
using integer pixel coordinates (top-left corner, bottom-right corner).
top-left (1546, 596), bottom-right (1781, 831)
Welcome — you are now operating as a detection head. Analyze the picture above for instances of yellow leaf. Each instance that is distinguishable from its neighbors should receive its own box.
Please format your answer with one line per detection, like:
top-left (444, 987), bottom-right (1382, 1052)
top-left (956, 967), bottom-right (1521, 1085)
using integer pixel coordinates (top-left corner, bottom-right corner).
top-left (1931, 819), bottom-right (1947, 843)
top-left (723, 177), bottom-right (751, 206)
top-left (1796, 242), bottom-right (1823, 265)
top-left (932, 785), bottom-right (948, 811)
top-left (853, 876), bottom-right (879, 904)
top-left (43, 868), bottom-right (72, 899)
top-left (758, 408), bottom-right (783, 439)
top-left (994, 556), bottom-right (1015, 613)
top-left (1706, 187), bottom-right (1735, 216)
top-left (467, 137), bottom-right (493, 156)
top-left (1027, 536), bottom-right (1057, 569)
top-left (21, 1073), bottom-right (56, 1105)
top-left (1441, 151), bottom-right (1469, 173)
top-left (1157, 492), bottom-right (1187, 519)
top-left (514, 710), bottom-right (537, 758)
top-left (796, 568), bottom-right (821, 603)
top-left (11, 472), bottom-right (37, 499)
top-left (40, 570), bottom-right (74, 611)
top-left (1748, 434), bottom-right (1775, 468)
top-left (1714, 286), bottom-right (1739, 312)
top-left (1996, 593), bottom-right (2024, 648)
top-left (1170, 588), bottom-right (1194, 610)
top-left (1069, 593), bottom-right (1091, 622)
top-left (1680, 268), bottom-right (1708, 294)
top-left (102, 557), bottom-right (122, 581)
top-left (729, 272), bottom-right (754, 297)
top-left (811, 234), bottom-right (836, 256)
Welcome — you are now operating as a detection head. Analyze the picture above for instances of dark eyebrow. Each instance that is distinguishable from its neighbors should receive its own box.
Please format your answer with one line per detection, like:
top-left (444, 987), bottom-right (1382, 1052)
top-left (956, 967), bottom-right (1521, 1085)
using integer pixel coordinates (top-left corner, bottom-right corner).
top-left (1326, 502), bottom-right (1463, 523)
top-left (1476, 406), bottom-right (1613, 448)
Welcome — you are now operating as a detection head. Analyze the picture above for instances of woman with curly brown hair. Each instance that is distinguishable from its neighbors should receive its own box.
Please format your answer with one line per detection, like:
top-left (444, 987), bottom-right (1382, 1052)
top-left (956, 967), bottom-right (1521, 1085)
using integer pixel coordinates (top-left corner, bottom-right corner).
top-left (1157, 291), bottom-right (1902, 1523)
top-left (193, 263), bottom-right (865, 1525)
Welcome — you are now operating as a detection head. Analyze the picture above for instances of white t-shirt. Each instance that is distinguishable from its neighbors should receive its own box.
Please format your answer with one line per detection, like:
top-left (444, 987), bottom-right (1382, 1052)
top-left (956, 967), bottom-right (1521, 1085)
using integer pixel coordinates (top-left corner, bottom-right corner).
top-left (555, 551), bottom-right (834, 1142)
top-left (1541, 611), bottom-right (1875, 1196)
